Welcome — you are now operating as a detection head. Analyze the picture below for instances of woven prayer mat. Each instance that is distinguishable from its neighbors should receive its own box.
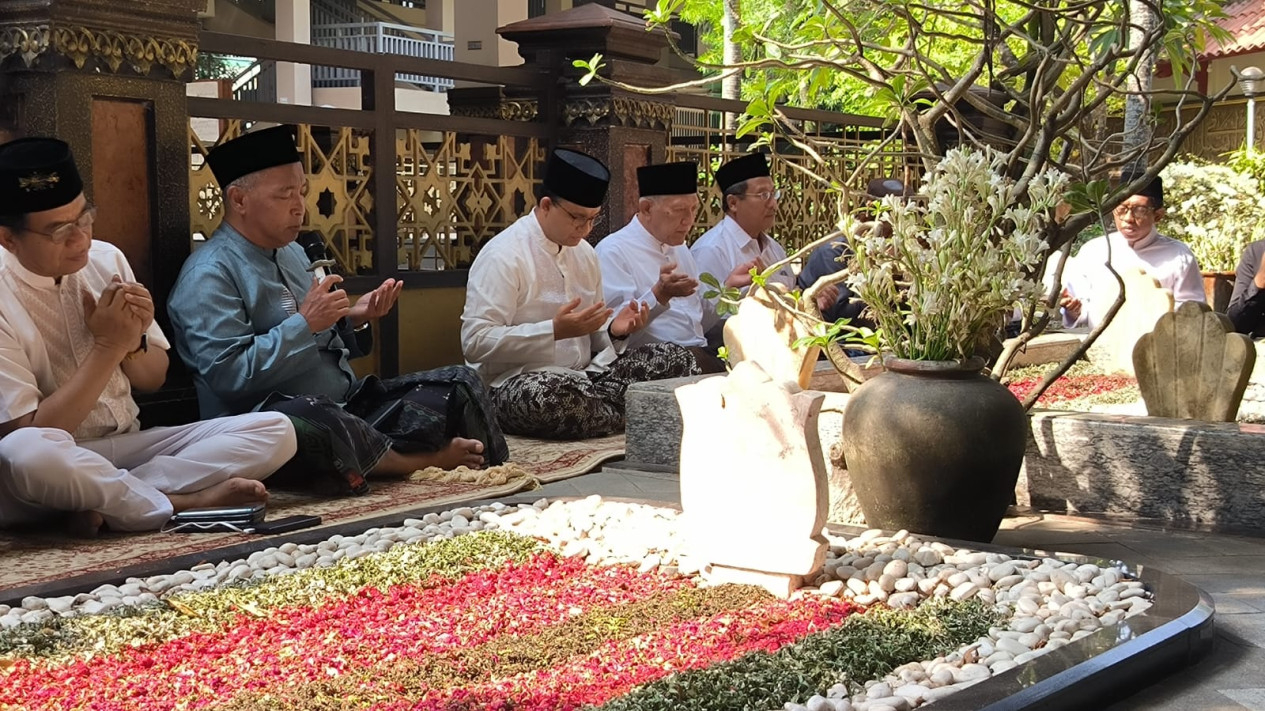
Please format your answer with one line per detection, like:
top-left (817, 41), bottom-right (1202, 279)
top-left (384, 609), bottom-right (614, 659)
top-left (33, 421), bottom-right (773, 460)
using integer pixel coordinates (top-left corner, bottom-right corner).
top-left (0, 433), bottom-right (624, 598)
top-left (503, 432), bottom-right (626, 484)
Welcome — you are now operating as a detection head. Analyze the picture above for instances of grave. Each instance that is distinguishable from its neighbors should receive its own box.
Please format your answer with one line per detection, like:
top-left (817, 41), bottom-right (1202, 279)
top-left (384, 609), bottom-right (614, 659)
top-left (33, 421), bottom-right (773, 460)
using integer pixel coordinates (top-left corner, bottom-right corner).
top-left (1133, 301), bottom-right (1255, 422)
top-left (1083, 267), bottom-right (1174, 376)
top-left (676, 361), bottom-right (829, 597)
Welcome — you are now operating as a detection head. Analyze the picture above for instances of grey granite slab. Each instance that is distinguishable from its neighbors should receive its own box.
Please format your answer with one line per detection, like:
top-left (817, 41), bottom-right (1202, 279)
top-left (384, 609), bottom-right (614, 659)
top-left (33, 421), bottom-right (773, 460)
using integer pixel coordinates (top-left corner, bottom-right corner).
top-left (1023, 411), bottom-right (1265, 533)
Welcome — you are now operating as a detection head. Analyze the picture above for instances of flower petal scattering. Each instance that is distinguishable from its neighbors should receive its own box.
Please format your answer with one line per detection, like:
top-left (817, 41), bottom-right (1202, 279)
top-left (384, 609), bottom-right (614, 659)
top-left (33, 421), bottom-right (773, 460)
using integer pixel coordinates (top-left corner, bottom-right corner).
top-left (0, 499), bottom-right (1151, 711)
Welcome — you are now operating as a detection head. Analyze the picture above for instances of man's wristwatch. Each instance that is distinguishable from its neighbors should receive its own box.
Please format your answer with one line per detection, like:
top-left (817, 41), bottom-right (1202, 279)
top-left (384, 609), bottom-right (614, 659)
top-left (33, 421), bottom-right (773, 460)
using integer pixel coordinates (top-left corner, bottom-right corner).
top-left (353, 321), bottom-right (371, 333)
top-left (123, 333), bottom-right (148, 361)
top-left (607, 324), bottom-right (629, 341)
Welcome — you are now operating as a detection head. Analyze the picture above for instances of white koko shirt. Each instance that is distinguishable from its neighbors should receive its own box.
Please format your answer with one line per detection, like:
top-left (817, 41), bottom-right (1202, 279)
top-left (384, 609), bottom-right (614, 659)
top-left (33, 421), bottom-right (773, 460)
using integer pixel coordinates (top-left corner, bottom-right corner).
top-left (691, 215), bottom-right (795, 316)
top-left (461, 211), bottom-right (624, 388)
top-left (0, 241), bottom-right (169, 441)
top-left (595, 215), bottom-right (713, 349)
top-left (1063, 229), bottom-right (1205, 329)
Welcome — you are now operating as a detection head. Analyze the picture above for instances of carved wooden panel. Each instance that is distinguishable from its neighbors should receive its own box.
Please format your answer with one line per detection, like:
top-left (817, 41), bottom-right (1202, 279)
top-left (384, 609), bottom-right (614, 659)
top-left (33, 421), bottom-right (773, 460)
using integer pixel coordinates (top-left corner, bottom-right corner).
top-left (621, 142), bottom-right (650, 225)
top-left (395, 131), bottom-right (545, 270)
top-left (93, 97), bottom-right (153, 283)
top-left (667, 109), bottom-right (918, 254)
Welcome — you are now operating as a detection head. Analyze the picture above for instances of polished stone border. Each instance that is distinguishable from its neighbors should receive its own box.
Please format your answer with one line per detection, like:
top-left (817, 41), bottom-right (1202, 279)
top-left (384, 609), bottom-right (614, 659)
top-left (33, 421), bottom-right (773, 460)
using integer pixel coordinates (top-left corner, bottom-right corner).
top-left (3, 500), bottom-right (1214, 711)
top-left (825, 523), bottom-right (1215, 711)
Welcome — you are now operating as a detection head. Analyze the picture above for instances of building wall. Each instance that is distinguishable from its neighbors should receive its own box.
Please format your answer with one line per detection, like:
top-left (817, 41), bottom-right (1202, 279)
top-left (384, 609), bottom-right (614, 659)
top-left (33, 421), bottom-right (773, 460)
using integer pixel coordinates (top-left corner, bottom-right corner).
top-left (1208, 51), bottom-right (1265, 98)
top-left (203, 0), bottom-right (274, 37)
top-left (455, 0), bottom-right (528, 67)
top-left (312, 86), bottom-right (451, 114)
top-left (397, 287), bottom-right (468, 371)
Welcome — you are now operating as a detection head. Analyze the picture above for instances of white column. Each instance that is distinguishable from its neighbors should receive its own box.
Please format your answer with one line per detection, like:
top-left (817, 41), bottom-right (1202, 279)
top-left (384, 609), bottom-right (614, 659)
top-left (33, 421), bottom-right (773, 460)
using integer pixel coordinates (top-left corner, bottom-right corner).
top-left (275, 0), bottom-right (313, 106)
top-left (429, 0), bottom-right (455, 35)
top-left (497, 0), bottom-right (528, 66)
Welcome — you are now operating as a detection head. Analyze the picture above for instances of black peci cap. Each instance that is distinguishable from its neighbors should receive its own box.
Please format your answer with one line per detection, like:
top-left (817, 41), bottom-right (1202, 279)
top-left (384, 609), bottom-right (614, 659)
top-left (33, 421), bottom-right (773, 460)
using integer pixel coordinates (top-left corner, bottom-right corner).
top-left (0, 137), bottom-right (85, 215)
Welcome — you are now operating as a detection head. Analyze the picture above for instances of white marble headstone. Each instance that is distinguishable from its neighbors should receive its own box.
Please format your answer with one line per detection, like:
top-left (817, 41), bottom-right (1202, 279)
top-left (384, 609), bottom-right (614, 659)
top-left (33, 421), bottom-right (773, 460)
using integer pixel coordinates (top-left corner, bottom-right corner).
top-left (676, 360), bottom-right (829, 590)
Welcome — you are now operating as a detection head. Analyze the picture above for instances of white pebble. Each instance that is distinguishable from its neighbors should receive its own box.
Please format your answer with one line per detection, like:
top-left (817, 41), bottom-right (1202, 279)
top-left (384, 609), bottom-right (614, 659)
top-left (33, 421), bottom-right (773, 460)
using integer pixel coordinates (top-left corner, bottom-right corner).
top-left (806, 696), bottom-right (833, 711)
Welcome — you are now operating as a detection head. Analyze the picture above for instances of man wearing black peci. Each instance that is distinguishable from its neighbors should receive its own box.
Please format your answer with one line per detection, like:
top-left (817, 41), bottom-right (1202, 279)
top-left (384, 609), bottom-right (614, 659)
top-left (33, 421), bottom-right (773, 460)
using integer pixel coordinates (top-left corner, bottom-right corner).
top-left (169, 126), bottom-right (508, 486)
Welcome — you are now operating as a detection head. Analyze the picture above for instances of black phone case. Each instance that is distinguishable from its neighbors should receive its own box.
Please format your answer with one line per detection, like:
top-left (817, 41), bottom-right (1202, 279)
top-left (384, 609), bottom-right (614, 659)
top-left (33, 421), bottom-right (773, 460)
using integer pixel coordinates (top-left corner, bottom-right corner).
top-left (253, 515), bottom-right (322, 534)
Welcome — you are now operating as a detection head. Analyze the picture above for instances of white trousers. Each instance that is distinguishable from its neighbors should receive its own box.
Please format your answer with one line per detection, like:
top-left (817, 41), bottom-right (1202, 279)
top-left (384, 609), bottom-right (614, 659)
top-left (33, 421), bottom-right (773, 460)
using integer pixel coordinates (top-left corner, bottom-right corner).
top-left (0, 413), bottom-right (296, 532)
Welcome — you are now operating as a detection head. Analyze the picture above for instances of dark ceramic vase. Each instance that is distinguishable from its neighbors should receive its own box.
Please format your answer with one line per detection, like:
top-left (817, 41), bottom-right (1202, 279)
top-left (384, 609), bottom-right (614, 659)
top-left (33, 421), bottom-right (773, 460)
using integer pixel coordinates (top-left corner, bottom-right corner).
top-left (840, 356), bottom-right (1028, 542)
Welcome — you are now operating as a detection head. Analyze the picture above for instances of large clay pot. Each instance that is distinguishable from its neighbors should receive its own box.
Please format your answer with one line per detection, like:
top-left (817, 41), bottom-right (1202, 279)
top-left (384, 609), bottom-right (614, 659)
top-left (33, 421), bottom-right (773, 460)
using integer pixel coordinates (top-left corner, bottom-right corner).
top-left (1202, 271), bottom-right (1234, 314)
top-left (840, 357), bottom-right (1028, 542)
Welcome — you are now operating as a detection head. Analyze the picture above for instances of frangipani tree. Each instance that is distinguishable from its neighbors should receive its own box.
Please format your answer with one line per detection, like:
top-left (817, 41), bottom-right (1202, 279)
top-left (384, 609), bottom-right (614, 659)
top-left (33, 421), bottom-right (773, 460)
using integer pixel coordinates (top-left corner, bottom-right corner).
top-left (580, 0), bottom-right (1232, 406)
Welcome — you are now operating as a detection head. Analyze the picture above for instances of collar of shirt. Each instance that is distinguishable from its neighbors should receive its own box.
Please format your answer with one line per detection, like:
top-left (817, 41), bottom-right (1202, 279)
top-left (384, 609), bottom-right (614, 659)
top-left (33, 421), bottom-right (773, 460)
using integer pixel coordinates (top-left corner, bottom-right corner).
top-left (720, 214), bottom-right (765, 256)
top-left (528, 209), bottom-right (580, 262)
top-left (631, 215), bottom-right (675, 258)
top-left (0, 248), bottom-right (59, 290)
top-left (218, 221), bottom-right (282, 261)
top-left (1109, 227), bottom-right (1160, 252)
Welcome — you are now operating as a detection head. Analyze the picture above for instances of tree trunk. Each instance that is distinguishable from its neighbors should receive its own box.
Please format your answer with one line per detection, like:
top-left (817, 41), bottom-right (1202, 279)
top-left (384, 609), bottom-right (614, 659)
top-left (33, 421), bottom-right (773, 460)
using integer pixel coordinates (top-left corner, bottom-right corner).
top-left (722, 0), bottom-right (742, 131)
top-left (1122, 0), bottom-right (1160, 166)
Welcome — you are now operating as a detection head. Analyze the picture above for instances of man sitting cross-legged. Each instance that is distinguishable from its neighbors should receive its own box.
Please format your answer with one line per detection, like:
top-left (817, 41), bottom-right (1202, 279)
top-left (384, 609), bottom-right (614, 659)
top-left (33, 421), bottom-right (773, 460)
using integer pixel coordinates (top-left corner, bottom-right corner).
top-left (462, 148), bottom-right (701, 440)
top-left (595, 161), bottom-right (726, 373)
top-left (169, 126), bottom-right (506, 486)
top-left (0, 137), bottom-right (297, 535)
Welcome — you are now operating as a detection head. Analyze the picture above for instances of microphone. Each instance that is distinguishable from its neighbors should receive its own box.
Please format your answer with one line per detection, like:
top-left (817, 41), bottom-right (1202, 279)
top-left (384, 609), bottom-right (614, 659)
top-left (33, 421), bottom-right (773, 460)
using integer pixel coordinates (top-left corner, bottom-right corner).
top-left (296, 232), bottom-right (350, 333)
top-left (298, 232), bottom-right (339, 282)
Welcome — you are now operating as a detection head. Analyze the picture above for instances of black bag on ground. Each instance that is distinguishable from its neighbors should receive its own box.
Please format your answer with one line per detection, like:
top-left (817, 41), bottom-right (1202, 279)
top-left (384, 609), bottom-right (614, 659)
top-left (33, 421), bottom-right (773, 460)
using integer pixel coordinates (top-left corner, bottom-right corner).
top-left (349, 370), bottom-right (510, 466)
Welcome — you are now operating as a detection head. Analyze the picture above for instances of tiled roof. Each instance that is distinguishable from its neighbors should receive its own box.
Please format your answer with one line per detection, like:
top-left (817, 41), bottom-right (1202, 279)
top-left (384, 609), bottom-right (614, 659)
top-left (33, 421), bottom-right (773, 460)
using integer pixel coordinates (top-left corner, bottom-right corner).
top-left (1205, 0), bottom-right (1265, 59)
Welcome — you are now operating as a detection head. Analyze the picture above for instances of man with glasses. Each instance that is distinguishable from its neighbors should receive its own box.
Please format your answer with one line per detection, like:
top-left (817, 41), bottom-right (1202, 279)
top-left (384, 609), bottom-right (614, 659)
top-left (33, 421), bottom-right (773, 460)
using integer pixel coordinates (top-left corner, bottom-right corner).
top-left (169, 126), bottom-right (504, 483)
top-left (595, 162), bottom-right (725, 373)
top-left (1059, 173), bottom-right (1204, 330)
top-left (462, 149), bottom-right (701, 439)
top-left (0, 137), bottom-right (296, 535)
top-left (691, 153), bottom-right (799, 342)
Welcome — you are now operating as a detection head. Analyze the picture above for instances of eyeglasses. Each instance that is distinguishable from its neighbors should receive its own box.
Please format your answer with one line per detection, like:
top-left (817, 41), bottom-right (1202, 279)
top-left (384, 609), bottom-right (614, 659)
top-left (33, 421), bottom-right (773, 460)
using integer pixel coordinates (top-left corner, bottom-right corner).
top-left (742, 189), bottom-right (782, 203)
top-left (553, 201), bottom-right (600, 228)
top-left (24, 204), bottom-right (97, 245)
top-left (1112, 204), bottom-right (1154, 219)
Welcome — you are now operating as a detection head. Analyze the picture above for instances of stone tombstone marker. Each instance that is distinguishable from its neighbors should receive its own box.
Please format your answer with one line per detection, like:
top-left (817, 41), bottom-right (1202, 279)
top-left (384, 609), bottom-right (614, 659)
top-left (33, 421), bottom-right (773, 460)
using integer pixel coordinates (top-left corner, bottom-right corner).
top-left (1133, 301), bottom-right (1256, 421)
top-left (1086, 267), bottom-right (1174, 375)
top-left (676, 360), bottom-right (829, 598)
top-left (723, 284), bottom-right (822, 389)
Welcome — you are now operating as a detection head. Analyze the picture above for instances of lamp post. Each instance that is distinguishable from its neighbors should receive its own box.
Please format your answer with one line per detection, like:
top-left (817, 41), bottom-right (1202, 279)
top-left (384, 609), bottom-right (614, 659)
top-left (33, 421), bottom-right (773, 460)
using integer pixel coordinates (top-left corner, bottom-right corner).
top-left (1240, 66), bottom-right (1264, 150)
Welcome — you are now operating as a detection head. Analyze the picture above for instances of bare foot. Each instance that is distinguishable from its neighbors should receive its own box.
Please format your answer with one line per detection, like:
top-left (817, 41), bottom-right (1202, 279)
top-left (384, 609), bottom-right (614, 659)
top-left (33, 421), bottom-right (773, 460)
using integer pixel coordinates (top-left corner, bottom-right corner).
top-left (432, 437), bottom-right (485, 470)
top-left (168, 478), bottom-right (269, 513)
top-left (371, 439), bottom-right (485, 477)
top-left (66, 510), bottom-right (105, 538)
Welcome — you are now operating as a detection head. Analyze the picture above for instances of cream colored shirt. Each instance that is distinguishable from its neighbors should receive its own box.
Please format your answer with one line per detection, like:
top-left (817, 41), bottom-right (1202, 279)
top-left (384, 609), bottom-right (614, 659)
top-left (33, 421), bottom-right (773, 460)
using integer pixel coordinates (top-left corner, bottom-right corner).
top-left (0, 241), bottom-right (169, 440)
top-left (461, 212), bottom-right (624, 388)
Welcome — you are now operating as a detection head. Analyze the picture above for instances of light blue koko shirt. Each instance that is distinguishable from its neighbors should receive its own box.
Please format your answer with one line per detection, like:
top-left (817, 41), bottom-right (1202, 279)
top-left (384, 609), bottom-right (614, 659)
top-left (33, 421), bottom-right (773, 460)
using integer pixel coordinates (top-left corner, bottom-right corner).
top-left (168, 223), bottom-right (364, 418)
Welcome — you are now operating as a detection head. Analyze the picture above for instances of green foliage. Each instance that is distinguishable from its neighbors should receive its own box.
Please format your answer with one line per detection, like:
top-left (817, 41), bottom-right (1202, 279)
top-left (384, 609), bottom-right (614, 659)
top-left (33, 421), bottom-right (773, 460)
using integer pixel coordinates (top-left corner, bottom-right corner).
top-left (699, 272), bottom-right (743, 317)
top-left (594, 597), bottom-right (1001, 710)
top-left (1160, 157), bottom-right (1265, 272)
top-left (794, 318), bottom-right (882, 353)
top-left (666, 0), bottom-right (1228, 118)
top-left (574, 54), bottom-right (605, 86)
top-left (195, 52), bottom-right (246, 81)
top-left (1225, 145), bottom-right (1265, 186)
